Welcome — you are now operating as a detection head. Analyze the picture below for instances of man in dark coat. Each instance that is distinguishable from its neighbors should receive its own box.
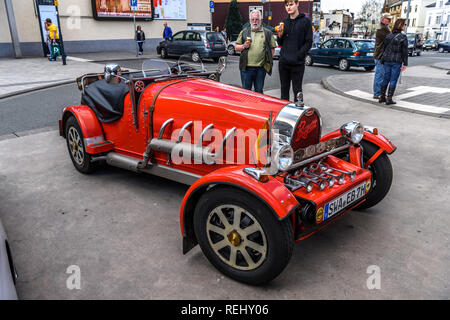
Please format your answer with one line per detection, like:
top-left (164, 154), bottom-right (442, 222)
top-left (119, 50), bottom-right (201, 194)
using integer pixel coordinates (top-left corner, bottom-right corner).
top-left (373, 13), bottom-right (392, 99)
top-left (276, 0), bottom-right (313, 102)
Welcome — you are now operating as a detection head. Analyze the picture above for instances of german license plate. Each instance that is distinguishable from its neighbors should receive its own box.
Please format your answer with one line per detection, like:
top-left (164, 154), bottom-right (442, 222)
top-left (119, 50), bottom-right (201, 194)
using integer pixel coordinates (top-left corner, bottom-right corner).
top-left (367, 52), bottom-right (373, 56)
top-left (324, 182), bottom-right (366, 220)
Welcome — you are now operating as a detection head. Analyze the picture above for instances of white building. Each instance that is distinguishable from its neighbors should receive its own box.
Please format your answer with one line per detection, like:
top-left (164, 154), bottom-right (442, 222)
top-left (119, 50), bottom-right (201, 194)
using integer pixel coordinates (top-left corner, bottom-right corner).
top-left (321, 9), bottom-right (354, 37)
top-left (423, 1), bottom-right (450, 40)
top-left (401, 0), bottom-right (435, 34)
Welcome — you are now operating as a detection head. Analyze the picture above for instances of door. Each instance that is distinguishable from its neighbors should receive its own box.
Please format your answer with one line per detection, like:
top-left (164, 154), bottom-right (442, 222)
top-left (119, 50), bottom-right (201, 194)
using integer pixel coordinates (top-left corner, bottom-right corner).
top-left (169, 31), bottom-right (186, 56)
top-left (328, 39), bottom-right (347, 65)
top-left (316, 39), bottom-right (334, 64)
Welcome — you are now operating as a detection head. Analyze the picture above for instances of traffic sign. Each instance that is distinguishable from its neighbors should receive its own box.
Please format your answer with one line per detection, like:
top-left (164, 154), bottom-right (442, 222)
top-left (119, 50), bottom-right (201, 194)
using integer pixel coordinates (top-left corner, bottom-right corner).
top-left (130, 0), bottom-right (137, 6)
top-left (210, 1), bottom-right (214, 9)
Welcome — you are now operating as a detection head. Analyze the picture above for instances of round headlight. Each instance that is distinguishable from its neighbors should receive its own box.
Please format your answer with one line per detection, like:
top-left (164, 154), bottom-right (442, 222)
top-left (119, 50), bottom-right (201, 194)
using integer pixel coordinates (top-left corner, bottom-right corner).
top-left (340, 121), bottom-right (364, 144)
top-left (273, 144), bottom-right (294, 172)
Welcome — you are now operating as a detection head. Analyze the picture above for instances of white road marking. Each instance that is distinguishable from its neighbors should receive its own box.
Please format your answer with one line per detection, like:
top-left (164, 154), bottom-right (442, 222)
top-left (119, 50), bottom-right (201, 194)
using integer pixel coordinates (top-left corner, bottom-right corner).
top-left (66, 56), bottom-right (93, 62)
top-left (344, 89), bottom-right (450, 114)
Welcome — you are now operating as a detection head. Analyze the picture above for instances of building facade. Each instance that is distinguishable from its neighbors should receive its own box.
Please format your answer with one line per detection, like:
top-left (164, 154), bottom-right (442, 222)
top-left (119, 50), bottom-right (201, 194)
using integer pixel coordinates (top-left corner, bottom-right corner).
top-left (320, 9), bottom-right (354, 37)
top-left (383, 0), bottom-right (403, 23)
top-left (401, 0), bottom-right (435, 34)
top-left (1, 0), bottom-right (211, 57)
top-left (423, 1), bottom-right (450, 40)
top-left (211, 0), bottom-right (314, 34)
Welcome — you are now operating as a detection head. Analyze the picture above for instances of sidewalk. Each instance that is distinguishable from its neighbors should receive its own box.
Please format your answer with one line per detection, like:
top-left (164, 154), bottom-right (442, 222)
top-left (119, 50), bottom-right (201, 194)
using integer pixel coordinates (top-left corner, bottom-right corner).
top-left (0, 51), bottom-right (152, 99)
top-left (322, 64), bottom-right (450, 118)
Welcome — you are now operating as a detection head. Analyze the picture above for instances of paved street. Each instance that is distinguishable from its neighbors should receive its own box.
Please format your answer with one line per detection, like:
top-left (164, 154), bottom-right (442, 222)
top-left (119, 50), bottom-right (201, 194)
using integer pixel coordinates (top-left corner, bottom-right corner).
top-left (0, 49), bottom-right (449, 300)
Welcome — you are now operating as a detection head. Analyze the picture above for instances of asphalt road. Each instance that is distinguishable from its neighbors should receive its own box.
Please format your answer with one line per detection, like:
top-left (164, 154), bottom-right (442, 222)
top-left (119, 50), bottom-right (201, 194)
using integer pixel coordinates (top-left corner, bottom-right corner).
top-left (0, 51), bottom-right (448, 137)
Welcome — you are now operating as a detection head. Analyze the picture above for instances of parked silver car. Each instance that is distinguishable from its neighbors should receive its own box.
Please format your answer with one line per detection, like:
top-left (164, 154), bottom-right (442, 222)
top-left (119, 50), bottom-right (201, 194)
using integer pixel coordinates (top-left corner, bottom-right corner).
top-left (0, 218), bottom-right (18, 300)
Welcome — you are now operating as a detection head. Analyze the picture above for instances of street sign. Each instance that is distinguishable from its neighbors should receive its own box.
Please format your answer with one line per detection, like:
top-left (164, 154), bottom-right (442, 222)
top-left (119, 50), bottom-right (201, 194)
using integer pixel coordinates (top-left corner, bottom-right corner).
top-left (130, 0), bottom-right (137, 6)
top-left (210, 1), bottom-right (214, 9)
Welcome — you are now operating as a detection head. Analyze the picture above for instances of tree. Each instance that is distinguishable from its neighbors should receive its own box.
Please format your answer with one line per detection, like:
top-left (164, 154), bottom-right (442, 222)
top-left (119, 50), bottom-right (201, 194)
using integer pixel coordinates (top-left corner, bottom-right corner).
top-left (358, 0), bottom-right (384, 38)
top-left (224, 0), bottom-right (243, 41)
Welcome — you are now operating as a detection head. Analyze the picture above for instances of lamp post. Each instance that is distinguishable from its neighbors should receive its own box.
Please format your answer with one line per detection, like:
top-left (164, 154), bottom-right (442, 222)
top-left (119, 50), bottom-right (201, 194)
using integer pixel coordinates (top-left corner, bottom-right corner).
top-left (405, 0), bottom-right (411, 34)
top-left (54, 0), bottom-right (67, 65)
top-left (4, 0), bottom-right (22, 58)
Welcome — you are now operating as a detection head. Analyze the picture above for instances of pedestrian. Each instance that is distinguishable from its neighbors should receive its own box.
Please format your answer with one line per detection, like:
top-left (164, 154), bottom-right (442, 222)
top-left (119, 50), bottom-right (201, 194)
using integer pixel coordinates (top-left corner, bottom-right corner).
top-left (135, 25), bottom-right (145, 55)
top-left (221, 27), bottom-right (228, 44)
top-left (235, 10), bottom-right (276, 94)
top-left (162, 22), bottom-right (172, 40)
top-left (313, 28), bottom-right (320, 47)
top-left (276, 0), bottom-right (313, 101)
top-left (373, 13), bottom-right (393, 99)
top-left (379, 18), bottom-right (408, 105)
top-left (45, 18), bottom-right (60, 61)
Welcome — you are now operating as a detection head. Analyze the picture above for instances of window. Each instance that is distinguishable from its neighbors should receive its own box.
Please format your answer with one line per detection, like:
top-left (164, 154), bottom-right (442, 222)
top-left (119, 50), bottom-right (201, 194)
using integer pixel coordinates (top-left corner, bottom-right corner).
top-left (185, 31), bottom-right (196, 41)
top-left (439, 0), bottom-right (443, 8)
top-left (173, 32), bottom-right (185, 41)
top-left (436, 15), bottom-right (442, 25)
top-left (326, 18), bottom-right (330, 27)
top-left (428, 16), bottom-right (432, 25)
top-left (412, 18), bottom-right (416, 27)
top-left (415, 5), bottom-right (417, 12)
top-left (333, 39), bottom-right (346, 49)
top-left (345, 41), bottom-right (353, 49)
top-left (322, 39), bottom-right (334, 48)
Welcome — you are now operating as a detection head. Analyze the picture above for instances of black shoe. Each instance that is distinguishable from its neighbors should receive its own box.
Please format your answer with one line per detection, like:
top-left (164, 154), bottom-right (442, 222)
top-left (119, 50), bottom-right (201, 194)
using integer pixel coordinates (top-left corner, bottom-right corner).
top-left (373, 95), bottom-right (381, 99)
top-left (378, 85), bottom-right (388, 103)
top-left (386, 86), bottom-right (397, 105)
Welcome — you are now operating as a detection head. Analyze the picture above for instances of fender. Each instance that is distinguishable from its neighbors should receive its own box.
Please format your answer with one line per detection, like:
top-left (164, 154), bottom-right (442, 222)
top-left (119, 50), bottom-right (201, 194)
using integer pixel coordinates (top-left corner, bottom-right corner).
top-left (60, 105), bottom-right (106, 152)
top-left (180, 165), bottom-right (299, 254)
top-left (321, 129), bottom-right (396, 168)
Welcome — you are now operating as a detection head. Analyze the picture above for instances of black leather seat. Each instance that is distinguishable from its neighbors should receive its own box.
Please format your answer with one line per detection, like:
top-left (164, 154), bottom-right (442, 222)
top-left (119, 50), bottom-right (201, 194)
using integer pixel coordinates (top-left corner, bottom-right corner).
top-left (81, 79), bottom-right (129, 123)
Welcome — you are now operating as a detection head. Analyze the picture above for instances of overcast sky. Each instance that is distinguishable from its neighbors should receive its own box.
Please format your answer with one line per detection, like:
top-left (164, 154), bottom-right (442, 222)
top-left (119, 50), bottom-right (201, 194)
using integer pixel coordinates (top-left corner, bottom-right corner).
top-left (320, 0), bottom-right (371, 15)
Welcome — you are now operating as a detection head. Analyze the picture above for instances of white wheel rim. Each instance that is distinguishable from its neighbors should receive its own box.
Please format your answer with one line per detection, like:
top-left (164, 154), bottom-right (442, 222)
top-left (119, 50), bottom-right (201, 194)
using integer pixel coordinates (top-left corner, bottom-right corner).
top-left (227, 46), bottom-right (234, 55)
top-left (340, 60), bottom-right (347, 69)
top-left (68, 127), bottom-right (84, 166)
top-left (206, 204), bottom-right (267, 271)
top-left (192, 52), bottom-right (199, 62)
top-left (306, 56), bottom-right (312, 65)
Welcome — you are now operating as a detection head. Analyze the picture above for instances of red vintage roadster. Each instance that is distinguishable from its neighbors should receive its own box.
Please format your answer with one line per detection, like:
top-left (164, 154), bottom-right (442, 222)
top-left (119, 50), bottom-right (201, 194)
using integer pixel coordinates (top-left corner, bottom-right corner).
top-left (60, 57), bottom-right (395, 285)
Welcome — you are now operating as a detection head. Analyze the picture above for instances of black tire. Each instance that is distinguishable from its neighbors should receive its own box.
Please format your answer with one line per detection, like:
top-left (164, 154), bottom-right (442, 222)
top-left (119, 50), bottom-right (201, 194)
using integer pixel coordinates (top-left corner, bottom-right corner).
top-left (364, 66), bottom-right (375, 71)
top-left (335, 141), bottom-right (393, 210)
top-left (65, 116), bottom-right (98, 174)
top-left (305, 54), bottom-right (313, 66)
top-left (193, 187), bottom-right (294, 285)
top-left (338, 58), bottom-right (350, 71)
top-left (160, 47), bottom-right (168, 59)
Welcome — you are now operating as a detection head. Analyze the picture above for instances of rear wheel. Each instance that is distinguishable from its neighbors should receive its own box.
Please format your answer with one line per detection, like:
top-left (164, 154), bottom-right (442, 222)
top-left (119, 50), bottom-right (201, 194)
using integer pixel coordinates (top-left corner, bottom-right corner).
top-left (65, 116), bottom-right (98, 174)
top-left (339, 58), bottom-right (350, 71)
top-left (193, 187), bottom-right (293, 285)
top-left (305, 54), bottom-right (313, 66)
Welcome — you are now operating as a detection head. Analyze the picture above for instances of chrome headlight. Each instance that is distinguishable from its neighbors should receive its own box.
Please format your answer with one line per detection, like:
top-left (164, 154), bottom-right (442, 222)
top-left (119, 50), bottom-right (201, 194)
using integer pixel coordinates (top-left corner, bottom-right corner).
top-left (273, 144), bottom-right (294, 172)
top-left (340, 121), bottom-right (364, 144)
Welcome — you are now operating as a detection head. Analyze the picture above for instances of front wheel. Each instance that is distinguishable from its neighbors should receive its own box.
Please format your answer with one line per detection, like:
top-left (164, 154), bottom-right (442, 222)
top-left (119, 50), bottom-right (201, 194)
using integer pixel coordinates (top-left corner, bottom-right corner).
top-left (339, 58), bottom-right (350, 71)
top-left (193, 187), bottom-right (293, 285)
top-left (438, 47), bottom-right (444, 53)
top-left (65, 116), bottom-right (98, 174)
top-left (160, 47), bottom-right (168, 59)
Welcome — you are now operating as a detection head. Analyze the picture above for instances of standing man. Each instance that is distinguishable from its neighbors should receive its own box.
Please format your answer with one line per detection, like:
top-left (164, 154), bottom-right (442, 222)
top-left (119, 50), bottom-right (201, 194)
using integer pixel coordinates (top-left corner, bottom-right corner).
top-left (235, 10), bottom-right (276, 93)
top-left (277, 0), bottom-right (313, 101)
top-left (45, 18), bottom-right (60, 61)
top-left (162, 22), bottom-right (172, 40)
top-left (373, 13), bottom-right (392, 99)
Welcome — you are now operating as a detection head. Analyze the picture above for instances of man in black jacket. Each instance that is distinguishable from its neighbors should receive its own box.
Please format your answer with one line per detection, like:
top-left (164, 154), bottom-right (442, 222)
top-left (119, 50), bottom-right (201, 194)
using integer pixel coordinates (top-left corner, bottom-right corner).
top-left (277, 0), bottom-right (313, 101)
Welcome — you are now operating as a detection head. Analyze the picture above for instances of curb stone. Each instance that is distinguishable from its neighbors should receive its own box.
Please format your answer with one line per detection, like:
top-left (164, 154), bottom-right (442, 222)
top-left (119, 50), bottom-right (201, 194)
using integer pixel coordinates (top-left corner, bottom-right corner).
top-left (0, 79), bottom-right (75, 100)
top-left (321, 76), bottom-right (450, 119)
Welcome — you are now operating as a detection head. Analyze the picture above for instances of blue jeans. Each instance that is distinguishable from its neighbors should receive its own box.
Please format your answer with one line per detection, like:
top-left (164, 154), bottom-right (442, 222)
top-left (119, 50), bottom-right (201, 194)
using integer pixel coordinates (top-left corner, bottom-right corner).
top-left (382, 62), bottom-right (402, 88)
top-left (240, 67), bottom-right (266, 93)
top-left (373, 59), bottom-right (385, 96)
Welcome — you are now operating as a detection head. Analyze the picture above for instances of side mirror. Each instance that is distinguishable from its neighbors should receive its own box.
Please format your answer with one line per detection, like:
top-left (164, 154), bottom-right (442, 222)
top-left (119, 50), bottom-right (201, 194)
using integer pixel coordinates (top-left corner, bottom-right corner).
top-left (216, 56), bottom-right (227, 74)
top-left (104, 64), bottom-right (121, 84)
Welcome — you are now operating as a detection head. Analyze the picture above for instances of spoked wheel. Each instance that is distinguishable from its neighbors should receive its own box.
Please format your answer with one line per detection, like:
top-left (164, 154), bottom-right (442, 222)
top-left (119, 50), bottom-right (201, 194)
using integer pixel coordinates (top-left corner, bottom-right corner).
top-left (227, 45), bottom-right (235, 56)
top-left (335, 140), bottom-right (393, 210)
top-left (305, 54), bottom-right (313, 66)
top-left (65, 116), bottom-right (98, 174)
top-left (194, 187), bottom-right (293, 285)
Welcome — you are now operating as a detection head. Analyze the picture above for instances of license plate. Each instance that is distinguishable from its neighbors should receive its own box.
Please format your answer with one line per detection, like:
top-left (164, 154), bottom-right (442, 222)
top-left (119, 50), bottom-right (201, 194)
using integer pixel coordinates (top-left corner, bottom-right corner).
top-left (367, 52), bottom-right (373, 56)
top-left (324, 182), bottom-right (367, 220)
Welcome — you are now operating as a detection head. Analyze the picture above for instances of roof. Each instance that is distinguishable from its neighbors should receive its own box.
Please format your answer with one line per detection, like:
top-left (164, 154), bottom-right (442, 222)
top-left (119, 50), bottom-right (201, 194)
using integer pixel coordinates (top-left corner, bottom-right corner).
top-left (328, 37), bottom-right (374, 41)
top-left (426, 2), bottom-right (436, 7)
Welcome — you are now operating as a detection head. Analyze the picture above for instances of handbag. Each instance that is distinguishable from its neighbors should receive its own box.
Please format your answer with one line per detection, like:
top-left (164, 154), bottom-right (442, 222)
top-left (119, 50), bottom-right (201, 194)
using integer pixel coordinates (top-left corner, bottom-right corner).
top-left (51, 43), bottom-right (61, 57)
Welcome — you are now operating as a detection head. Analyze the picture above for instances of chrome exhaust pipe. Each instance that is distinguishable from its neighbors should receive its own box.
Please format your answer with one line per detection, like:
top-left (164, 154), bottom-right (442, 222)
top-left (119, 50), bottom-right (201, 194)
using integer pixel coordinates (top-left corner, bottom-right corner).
top-left (285, 176), bottom-right (314, 193)
top-left (319, 164), bottom-right (356, 181)
top-left (301, 172), bottom-right (328, 191)
top-left (303, 168), bottom-right (336, 187)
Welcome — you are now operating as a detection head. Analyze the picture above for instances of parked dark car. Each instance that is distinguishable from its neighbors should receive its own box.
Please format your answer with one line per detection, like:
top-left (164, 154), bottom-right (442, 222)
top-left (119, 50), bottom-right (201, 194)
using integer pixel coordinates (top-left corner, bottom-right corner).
top-left (157, 30), bottom-right (227, 62)
top-left (305, 38), bottom-right (375, 71)
top-left (437, 41), bottom-right (450, 53)
top-left (423, 39), bottom-right (438, 51)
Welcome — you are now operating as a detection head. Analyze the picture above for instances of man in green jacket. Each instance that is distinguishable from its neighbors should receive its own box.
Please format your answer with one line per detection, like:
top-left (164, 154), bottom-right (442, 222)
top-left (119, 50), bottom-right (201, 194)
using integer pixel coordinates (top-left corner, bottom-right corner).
top-left (373, 13), bottom-right (392, 99)
top-left (235, 10), bottom-right (276, 94)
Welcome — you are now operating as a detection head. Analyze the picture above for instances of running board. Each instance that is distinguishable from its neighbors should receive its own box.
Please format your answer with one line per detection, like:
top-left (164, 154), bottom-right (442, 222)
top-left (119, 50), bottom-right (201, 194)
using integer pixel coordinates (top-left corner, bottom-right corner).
top-left (106, 152), bottom-right (201, 185)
